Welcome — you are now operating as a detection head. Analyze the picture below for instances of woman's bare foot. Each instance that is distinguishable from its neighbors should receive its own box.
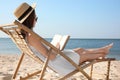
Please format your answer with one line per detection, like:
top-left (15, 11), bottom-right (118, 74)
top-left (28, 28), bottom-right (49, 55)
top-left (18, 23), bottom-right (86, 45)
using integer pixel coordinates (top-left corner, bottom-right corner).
top-left (101, 43), bottom-right (113, 55)
top-left (102, 43), bottom-right (113, 49)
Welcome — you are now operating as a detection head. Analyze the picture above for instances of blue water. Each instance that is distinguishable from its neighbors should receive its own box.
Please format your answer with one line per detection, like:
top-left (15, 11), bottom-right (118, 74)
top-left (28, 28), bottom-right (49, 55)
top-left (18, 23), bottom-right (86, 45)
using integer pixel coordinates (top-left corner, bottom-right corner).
top-left (0, 38), bottom-right (120, 60)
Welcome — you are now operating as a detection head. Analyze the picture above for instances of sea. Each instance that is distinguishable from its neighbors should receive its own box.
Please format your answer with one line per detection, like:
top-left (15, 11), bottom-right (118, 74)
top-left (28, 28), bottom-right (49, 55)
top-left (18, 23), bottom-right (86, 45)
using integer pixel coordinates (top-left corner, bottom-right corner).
top-left (0, 38), bottom-right (120, 60)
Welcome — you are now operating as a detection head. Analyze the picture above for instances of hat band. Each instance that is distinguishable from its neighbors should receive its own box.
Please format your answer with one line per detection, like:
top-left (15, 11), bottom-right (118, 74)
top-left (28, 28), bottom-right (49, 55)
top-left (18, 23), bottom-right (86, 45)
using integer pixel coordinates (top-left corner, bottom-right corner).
top-left (18, 6), bottom-right (32, 21)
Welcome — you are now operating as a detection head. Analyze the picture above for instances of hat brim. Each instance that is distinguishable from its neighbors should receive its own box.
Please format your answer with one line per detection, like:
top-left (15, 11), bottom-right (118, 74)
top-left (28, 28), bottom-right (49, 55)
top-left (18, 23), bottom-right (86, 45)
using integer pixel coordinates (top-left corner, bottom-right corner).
top-left (20, 3), bottom-right (36, 23)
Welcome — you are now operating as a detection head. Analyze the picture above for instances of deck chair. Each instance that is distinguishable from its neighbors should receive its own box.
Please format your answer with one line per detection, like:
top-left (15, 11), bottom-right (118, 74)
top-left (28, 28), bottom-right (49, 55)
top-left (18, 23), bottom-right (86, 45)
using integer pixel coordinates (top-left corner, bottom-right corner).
top-left (0, 20), bottom-right (115, 80)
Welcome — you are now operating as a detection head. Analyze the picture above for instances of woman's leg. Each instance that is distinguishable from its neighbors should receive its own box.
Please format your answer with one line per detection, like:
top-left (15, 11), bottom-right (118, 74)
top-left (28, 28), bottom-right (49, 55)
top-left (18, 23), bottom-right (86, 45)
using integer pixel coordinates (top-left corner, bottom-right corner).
top-left (79, 52), bottom-right (105, 63)
top-left (74, 43), bottom-right (113, 55)
top-left (85, 43), bottom-right (113, 55)
top-left (73, 43), bottom-right (113, 63)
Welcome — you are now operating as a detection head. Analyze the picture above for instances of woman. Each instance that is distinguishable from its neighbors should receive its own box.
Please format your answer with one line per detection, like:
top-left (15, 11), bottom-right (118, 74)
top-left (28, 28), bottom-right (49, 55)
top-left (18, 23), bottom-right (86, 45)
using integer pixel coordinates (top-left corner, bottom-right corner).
top-left (14, 2), bottom-right (113, 75)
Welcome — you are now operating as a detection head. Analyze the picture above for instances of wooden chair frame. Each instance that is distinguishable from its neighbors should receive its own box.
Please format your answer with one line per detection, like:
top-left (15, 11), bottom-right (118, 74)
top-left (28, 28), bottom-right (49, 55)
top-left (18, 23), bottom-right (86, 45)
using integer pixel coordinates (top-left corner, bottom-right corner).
top-left (0, 20), bottom-right (115, 80)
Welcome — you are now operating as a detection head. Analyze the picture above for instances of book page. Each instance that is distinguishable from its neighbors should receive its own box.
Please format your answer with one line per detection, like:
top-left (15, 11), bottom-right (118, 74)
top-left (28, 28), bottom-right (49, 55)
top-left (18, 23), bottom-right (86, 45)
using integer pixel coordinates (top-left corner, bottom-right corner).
top-left (51, 34), bottom-right (62, 47)
top-left (59, 35), bottom-right (70, 50)
top-left (51, 34), bottom-right (70, 50)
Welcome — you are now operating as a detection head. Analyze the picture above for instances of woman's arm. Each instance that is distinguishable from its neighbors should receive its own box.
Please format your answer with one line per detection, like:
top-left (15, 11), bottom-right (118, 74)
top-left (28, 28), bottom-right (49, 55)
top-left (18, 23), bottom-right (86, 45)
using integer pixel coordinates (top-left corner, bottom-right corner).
top-left (27, 34), bottom-right (57, 60)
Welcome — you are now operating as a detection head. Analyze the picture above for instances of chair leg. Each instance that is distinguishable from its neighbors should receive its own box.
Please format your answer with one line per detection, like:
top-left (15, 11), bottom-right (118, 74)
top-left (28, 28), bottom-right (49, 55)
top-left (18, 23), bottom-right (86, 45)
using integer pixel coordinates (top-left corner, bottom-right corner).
top-left (39, 58), bottom-right (49, 80)
top-left (12, 53), bottom-right (25, 79)
top-left (90, 64), bottom-right (93, 78)
top-left (106, 60), bottom-right (111, 80)
top-left (39, 48), bottom-right (52, 80)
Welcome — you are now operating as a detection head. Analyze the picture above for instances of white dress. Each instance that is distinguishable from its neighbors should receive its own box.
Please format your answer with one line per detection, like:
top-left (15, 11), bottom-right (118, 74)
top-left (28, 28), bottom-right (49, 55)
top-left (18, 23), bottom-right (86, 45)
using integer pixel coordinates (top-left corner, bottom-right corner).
top-left (29, 46), bottom-right (80, 76)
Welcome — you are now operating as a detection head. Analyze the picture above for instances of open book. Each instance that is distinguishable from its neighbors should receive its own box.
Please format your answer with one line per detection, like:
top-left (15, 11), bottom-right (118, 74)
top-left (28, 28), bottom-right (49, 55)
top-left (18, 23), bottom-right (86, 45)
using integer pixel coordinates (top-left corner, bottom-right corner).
top-left (51, 34), bottom-right (70, 51)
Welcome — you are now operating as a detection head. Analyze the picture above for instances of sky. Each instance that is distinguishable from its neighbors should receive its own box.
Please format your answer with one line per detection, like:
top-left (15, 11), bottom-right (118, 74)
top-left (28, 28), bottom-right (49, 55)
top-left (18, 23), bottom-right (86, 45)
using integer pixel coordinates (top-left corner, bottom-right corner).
top-left (0, 0), bottom-right (120, 39)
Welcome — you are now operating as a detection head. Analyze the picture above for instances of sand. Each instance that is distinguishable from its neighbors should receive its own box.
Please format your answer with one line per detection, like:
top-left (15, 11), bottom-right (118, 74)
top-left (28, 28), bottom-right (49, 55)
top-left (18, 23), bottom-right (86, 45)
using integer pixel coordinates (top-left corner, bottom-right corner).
top-left (0, 54), bottom-right (120, 80)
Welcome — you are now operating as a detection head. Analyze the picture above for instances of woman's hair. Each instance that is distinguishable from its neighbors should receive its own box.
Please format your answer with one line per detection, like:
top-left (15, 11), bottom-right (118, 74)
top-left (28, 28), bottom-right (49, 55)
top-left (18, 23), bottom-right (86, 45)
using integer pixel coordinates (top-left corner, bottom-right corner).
top-left (21, 10), bottom-right (35, 39)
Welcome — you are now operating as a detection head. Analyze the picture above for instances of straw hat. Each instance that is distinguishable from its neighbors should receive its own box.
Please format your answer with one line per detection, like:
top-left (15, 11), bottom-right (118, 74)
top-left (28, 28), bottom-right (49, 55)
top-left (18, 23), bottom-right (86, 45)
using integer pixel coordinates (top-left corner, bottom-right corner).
top-left (14, 2), bottom-right (36, 23)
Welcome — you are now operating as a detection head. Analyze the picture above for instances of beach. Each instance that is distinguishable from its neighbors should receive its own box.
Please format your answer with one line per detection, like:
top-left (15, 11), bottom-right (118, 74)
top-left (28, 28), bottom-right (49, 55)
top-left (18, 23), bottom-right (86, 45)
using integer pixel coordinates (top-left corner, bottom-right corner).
top-left (0, 54), bottom-right (120, 80)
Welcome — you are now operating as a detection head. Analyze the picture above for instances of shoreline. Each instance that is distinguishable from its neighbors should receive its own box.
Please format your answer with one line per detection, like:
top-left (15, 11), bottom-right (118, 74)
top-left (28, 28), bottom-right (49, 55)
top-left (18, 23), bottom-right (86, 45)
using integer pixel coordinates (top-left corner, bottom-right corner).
top-left (0, 54), bottom-right (120, 80)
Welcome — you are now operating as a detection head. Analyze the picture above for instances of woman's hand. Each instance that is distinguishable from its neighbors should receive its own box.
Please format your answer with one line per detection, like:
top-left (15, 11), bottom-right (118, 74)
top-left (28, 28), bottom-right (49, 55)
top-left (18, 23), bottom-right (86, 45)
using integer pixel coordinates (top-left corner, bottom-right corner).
top-left (56, 42), bottom-right (60, 49)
